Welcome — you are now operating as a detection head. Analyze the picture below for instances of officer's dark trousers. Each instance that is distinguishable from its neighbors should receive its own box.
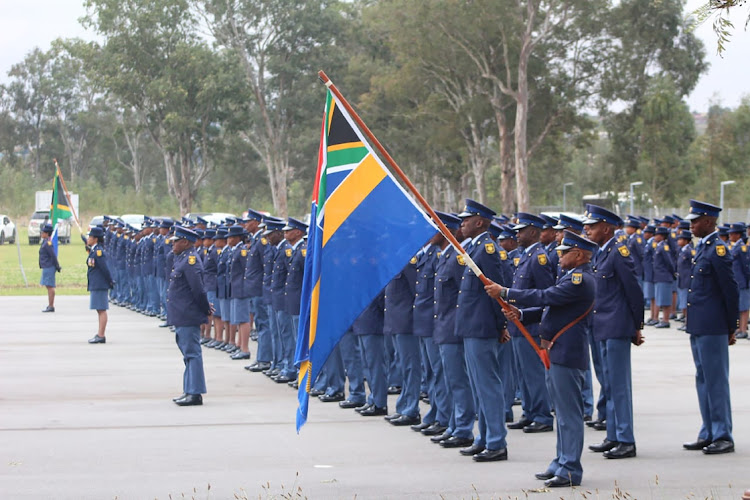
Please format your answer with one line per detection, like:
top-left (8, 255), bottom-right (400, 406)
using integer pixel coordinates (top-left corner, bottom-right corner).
top-left (464, 337), bottom-right (508, 451)
top-left (175, 326), bottom-right (206, 394)
top-left (394, 334), bottom-right (421, 418)
top-left (690, 334), bottom-right (733, 442)
top-left (422, 336), bottom-right (451, 427)
top-left (384, 335), bottom-right (402, 388)
top-left (266, 304), bottom-right (282, 368)
top-left (439, 342), bottom-right (474, 439)
top-left (512, 335), bottom-right (553, 426)
top-left (497, 337), bottom-right (516, 422)
top-left (276, 309), bottom-right (296, 378)
top-left (545, 364), bottom-right (585, 485)
top-left (251, 296), bottom-right (271, 363)
top-left (589, 327), bottom-right (607, 421)
top-left (338, 329), bottom-right (366, 403)
top-left (359, 334), bottom-right (388, 408)
top-left (599, 338), bottom-right (635, 444)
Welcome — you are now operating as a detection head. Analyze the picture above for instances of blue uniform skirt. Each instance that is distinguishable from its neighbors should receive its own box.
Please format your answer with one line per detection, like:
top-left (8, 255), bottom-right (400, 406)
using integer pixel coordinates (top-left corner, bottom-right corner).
top-left (221, 298), bottom-right (231, 321)
top-left (89, 289), bottom-right (109, 310)
top-left (677, 288), bottom-right (688, 310)
top-left (40, 267), bottom-right (56, 287)
top-left (654, 282), bottom-right (672, 307)
top-left (207, 291), bottom-right (219, 316)
top-left (230, 297), bottom-right (251, 325)
top-left (739, 288), bottom-right (750, 311)
top-left (642, 281), bottom-right (654, 301)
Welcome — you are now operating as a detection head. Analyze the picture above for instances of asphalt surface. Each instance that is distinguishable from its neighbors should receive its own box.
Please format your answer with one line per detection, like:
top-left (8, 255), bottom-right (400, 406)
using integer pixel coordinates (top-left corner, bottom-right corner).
top-left (1, 295), bottom-right (749, 499)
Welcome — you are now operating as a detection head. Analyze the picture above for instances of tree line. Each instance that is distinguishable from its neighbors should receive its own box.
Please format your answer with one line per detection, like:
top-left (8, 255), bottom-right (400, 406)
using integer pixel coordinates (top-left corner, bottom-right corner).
top-left (0, 0), bottom-right (749, 220)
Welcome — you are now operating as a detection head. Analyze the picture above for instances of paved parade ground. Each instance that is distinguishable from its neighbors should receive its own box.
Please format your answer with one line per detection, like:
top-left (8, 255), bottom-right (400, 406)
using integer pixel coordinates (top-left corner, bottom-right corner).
top-left (1, 295), bottom-right (749, 499)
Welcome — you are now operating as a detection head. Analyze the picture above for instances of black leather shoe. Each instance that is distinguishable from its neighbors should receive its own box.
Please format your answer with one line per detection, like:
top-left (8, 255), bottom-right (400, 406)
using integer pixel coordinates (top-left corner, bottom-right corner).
top-left (603, 443), bottom-right (636, 459)
top-left (735, 331), bottom-right (749, 339)
top-left (512, 397), bottom-right (522, 406)
top-left (507, 418), bottom-right (532, 430)
top-left (389, 414), bottom-right (421, 426)
top-left (431, 431), bottom-right (452, 443)
top-left (264, 368), bottom-right (280, 377)
top-left (172, 393), bottom-right (186, 402)
top-left (422, 423), bottom-right (448, 436)
top-left (159, 322), bottom-right (170, 328)
top-left (654, 321), bottom-right (670, 329)
top-left (702, 439), bottom-right (734, 455)
top-left (592, 420), bottom-right (607, 431)
top-left (359, 406), bottom-right (387, 417)
top-left (585, 418), bottom-right (603, 428)
top-left (287, 380), bottom-right (299, 389)
top-left (309, 388), bottom-right (325, 397)
top-left (274, 375), bottom-right (295, 384)
top-left (645, 318), bottom-right (658, 326)
top-left (199, 338), bottom-right (210, 344)
top-left (545, 475), bottom-right (576, 487)
top-left (355, 403), bottom-right (372, 413)
top-left (583, 415), bottom-right (592, 422)
top-left (683, 439), bottom-right (711, 450)
top-left (387, 386), bottom-right (402, 395)
top-left (523, 422), bottom-right (553, 433)
top-left (459, 443), bottom-right (485, 456)
top-left (339, 399), bottom-right (365, 409)
top-left (384, 413), bottom-right (402, 421)
top-left (174, 394), bottom-right (203, 406)
top-left (88, 335), bottom-right (106, 344)
top-left (410, 421), bottom-right (432, 432)
top-left (472, 448), bottom-right (508, 462)
top-left (535, 471), bottom-right (555, 480)
top-left (42, 306), bottom-right (55, 313)
top-left (246, 361), bottom-right (271, 372)
top-left (230, 351), bottom-right (251, 360)
top-left (318, 392), bottom-right (345, 403)
top-left (213, 342), bottom-right (226, 349)
top-left (589, 439), bottom-right (618, 452)
top-left (441, 436), bottom-right (474, 448)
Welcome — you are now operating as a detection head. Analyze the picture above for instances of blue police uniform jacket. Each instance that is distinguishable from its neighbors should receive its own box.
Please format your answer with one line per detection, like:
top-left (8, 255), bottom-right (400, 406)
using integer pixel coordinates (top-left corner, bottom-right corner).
top-left (116, 234), bottom-right (128, 269)
top-left (155, 235), bottom-right (167, 278)
top-left (653, 239), bottom-right (676, 283)
top-left (508, 247), bottom-right (521, 269)
top-left (627, 232), bottom-right (644, 278)
top-left (433, 244), bottom-right (464, 345)
top-left (216, 246), bottom-right (229, 300)
top-left (384, 259), bottom-right (417, 335)
top-left (668, 230), bottom-right (679, 263)
top-left (590, 238), bottom-right (644, 341)
top-left (134, 239), bottom-right (144, 277)
top-left (165, 245), bottom-right (174, 274)
top-left (270, 240), bottom-right (291, 310)
top-left (244, 231), bottom-right (265, 298)
top-left (229, 242), bottom-right (249, 299)
top-left (87, 243), bottom-right (113, 291)
top-left (142, 234), bottom-right (156, 275)
top-left (126, 239), bottom-right (136, 273)
top-left (642, 237), bottom-right (655, 282)
top-left (413, 244), bottom-right (438, 337)
top-left (508, 264), bottom-right (595, 370)
top-left (506, 241), bottom-right (555, 337)
top-left (455, 232), bottom-right (508, 339)
top-left (38, 238), bottom-right (59, 269)
top-left (167, 249), bottom-right (211, 327)
top-left (686, 232), bottom-right (739, 336)
top-left (730, 240), bottom-right (750, 290)
top-left (203, 245), bottom-right (219, 293)
top-left (284, 239), bottom-right (306, 316)
top-left (261, 240), bottom-right (278, 306)
top-left (352, 291), bottom-right (385, 336)
top-left (677, 243), bottom-right (694, 289)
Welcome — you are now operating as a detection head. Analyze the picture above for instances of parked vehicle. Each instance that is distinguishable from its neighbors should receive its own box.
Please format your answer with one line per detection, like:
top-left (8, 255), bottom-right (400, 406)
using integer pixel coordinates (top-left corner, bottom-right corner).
top-left (120, 214), bottom-right (145, 230)
top-left (35, 190), bottom-right (79, 216)
top-left (0, 214), bottom-right (16, 244)
top-left (28, 211), bottom-right (72, 245)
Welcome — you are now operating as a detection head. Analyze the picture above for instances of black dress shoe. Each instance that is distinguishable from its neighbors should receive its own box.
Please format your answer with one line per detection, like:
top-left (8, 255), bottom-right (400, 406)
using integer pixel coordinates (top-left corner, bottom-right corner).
top-left (387, 386), bottom-right (402, 395)
top-left (735, 331), bottom-right (749, 339)
top-left (523, 422), bottom-right (553, 433)
top-left (274, 375), bottom-right (295, 384)
top-left (199, 338), bottom-right (210, 344)
top-left (318, 392), bottom-right (345, 403)
top-left (389, 414), bottom-right (421, 426)
top-left (246, 361), bottom-right (271, 372)
top-left (384, 412), bottom-right (402, 421)
top-left (309, 388), bottom-right (325, 397)
top-left (603, 443), bottom-right (636, 459)
top-left (172, 393), bottom-right (186, 402)
top-left (585, 418), bottom-right (603, 428)
top-left (654, 321), bottom-right (670, 329)
top-left (702, 439), bottom-right (734, 455)
top-left (512, 397), bottom-right (522, 406)
top-left (583, 415), bottom-right (592, 422)
top-left (459, 443), bottom-right (485, 456)
top-left (589, 439), bottom-right (618, 452)
top-left (431, 431), bottom-right (452, 443)
top-left (355, 403), bottom-right (372, 413)
top-left (359, 406), bottom-right (387, 417)
top-left (507, 418), bottom-right (532, 430)
top-left (534, 471), bottom-right (555, 480)
top-left (441, 436), bottom-right (474, 448)
top-left (472, 448), bottom-right (508, 462)
top-left (545, 475), bottom-right (576, 487)
top-left (422, 423), bottom-right (448, 436)
top-left (410, 421), bottom-right (432, 432)
top-left (174, 394), bottom-right (203, 406)
top-left (230, 351), bottom-right (251, 360)
top-left (264, 368), bottom-right (280, 377)
top-left (592, 420), bottom-right (607, 431)
top-left (339, 399), bottom-right (365, 409)
top-left (288, 380), bottom-right (299, 389)
top-left (88, 335), bottom-right (106, 344)
top-left (683, 438), bottom-right (711, 450)
top-left (42, 306), bottom-right (55, 313)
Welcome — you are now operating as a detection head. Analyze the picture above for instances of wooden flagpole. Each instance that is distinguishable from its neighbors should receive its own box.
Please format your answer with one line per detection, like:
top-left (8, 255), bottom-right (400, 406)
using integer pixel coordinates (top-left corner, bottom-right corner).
top-left (53, 159), bottom-right (84, 237)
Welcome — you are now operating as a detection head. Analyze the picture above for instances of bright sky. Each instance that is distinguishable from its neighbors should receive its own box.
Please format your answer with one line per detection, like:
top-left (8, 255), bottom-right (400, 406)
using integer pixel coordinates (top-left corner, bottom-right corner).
top-left (0, 0), bottom-right (748, 112)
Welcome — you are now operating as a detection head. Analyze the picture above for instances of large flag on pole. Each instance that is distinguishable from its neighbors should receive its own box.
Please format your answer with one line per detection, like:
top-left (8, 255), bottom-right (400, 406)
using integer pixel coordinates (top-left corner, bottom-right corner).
top-left (294, 89), bottom-right (437, 431)
top-left (49, 166), bottom-right (73, 255)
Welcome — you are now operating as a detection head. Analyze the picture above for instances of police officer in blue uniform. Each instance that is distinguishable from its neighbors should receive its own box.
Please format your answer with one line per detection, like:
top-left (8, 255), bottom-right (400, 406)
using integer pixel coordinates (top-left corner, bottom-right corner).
top-left (39, 223), bottom-right (61, 313)
top-left (167, 226), bottom-right (212, 406)
top-left (623, 216), bottom-right (644, 287)
top-left (642, 224), bottom-right (657, 325)
top-left (584, 205), bottom-right (644, 459)
top-left (728, 223), bottom-right (750, 339)
top-left (676, 229), bottom-right (693, 330)
top-left (683, 200), bottom-right (739, 455)
top-left (245, 210), bottom-right (272, 372)
top-left (282, 217), bottom-right (307, 385)
top-left (352, 291), bottom-right (388, 416)
top-left (486, 231), bottom-right (597, 487)
top-left (87, 226), bottom-right (114, 344)
top-left (652, 226), bottom-right (676, 328)
top-left (227, 224), bottom-right (251, 358)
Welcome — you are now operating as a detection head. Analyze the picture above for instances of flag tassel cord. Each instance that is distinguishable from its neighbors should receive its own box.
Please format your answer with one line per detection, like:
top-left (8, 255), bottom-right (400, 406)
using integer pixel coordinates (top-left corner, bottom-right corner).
top-left (317, 70), bottom-right (551, 370)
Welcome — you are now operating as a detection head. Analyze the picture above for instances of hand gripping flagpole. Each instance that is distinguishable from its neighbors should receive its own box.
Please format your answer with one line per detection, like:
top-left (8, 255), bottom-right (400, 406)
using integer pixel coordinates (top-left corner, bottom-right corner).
top-left (318, 71), bottom-right (551, 370)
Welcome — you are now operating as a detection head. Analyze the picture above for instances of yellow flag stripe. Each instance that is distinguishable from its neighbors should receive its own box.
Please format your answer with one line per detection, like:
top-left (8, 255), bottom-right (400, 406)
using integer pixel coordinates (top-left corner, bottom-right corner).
top-left (309, 279), bottom-right (321, 346)
top-left (327, 141), bottom-right (364, 153)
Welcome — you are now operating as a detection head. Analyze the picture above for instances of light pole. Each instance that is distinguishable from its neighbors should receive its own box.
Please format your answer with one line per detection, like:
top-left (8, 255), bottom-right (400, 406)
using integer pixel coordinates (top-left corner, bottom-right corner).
top-left (562, 182), bottom-right (573, 212)
top-left (629, 181), bottom-right (643, 215)
top-left (720, 180), bottom-right (735, 224)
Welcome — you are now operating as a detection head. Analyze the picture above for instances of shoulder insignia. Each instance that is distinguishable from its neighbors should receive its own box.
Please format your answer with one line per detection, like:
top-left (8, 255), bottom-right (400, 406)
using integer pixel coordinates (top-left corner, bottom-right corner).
top-left (241, 249), bottom-right (247, 257)
top-left (716, 245), bottom-right (726, 257)
top-left (499, 250), bottom-right (508, 260)
top-left (261, 237), bottom-right (268, 245)
top-left (116, 233), bottom-right (121, 238)
top-left (485, 243), bottom-right (496, 254)
top-left (124, 235), bottom-right (129, 240)
top-left (664, 244), bottom-right (669, 252)
top-left (571, 273), bottom-right (583, 285)
top-left (96, 250), bottom-right (102, 257)
top-left (513, 257), bottom-right (520, 267)
top-left (691, 249), bottom-right (696, 256)
top-left (410, 256), bottom-right (418, 265)
top-left (188, 255), bottom-right (197, 265)
top-left (456, 254), bottom-right (466, 266)
top-left (743, 246), bottom-right (747, 253)
top-left (301, 248), bottom-right (307, 258)
top-left (637, 237), bottom-right (642, 244)
top-left (285, 248), bottom-right (293, 258)
top-left (217, 249), bottom-right (222, 255)
top-left (437, 251), bottom-right (442, 259)
top-left (47, 240), bottom-right (52, 246)
top-left (203, 249), bottom-right (208, 255)
top-left (537, 253), bottom-right (547, 265)
top-left (556, 249), bottom-right (562, 258)
top-left (152, 238), bottom-right (156, 243)
top-left (618, 246), bottom-right (630, 257)
top-left (652, 242), bottom-right (657, 248)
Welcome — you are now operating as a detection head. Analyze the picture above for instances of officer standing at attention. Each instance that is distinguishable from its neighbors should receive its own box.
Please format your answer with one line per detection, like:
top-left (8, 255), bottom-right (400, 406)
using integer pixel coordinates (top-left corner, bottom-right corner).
top-left (167, 226), bottom-right (212, 406)
top-left (485, 231), bottom-right (597, 488)
top-left (727, 223), bottom-right (750, 339)
top-left (683, 200), bottom-right (739, 454)
top-left (652, 227), bottom-right (676, 328)
top-left (39, 223), bottom-right (61, 313)
top-left (87, 226), bottom-right (114, 344)
top-left (583, 205), bottom-right (644, 459)
top-left (675, 229), bottom-right (693, 330)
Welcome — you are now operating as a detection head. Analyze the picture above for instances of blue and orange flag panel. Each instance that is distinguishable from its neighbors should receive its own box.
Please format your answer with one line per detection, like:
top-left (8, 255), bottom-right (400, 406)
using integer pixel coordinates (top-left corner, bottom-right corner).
top-left (49, 167), bottom-right (73, 255)
top-left (295, 89), bottom-right (437, 431)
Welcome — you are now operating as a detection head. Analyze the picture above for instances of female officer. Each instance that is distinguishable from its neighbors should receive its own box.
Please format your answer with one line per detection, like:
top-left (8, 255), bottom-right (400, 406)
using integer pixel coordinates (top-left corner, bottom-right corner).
top-left (39, 223), bottom-right (61, 313)
top-left (87, 226), bottom-right (114, 344)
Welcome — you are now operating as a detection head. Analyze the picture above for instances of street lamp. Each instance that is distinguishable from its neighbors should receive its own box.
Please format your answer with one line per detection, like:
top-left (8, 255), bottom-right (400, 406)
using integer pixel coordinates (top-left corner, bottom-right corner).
top-left (720, 180), bottom-right (735, 223)
top-left (562, 182), bottom-right (574, 212)
top-left (629, 181), bottom-right (643, 215)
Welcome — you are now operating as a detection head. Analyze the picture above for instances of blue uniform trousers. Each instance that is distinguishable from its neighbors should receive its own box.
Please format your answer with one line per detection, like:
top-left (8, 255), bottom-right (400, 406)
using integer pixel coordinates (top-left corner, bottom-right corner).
top-left (582, 368), bottom-right (594, 418)
top-left (276, 310), bottom-right (296, 378)
top-left (422, 337), bottom-right (451, 427)
top-left (384, 335), bottom-right (402, 388)
top-left (251, 297), bottom-right (271, 362)
top-left (589, 328), bottom-right (607, 421)
top-left (339, 330), bottom-right (366, 403)
top-left (497, 339), bottom-right (516, 422)
top-left (147, 275), bottom-right (159, 313)
top-left (464, 337), bottom-right (508, 451)
top-left (266, 304), bottom-right (282, 369)
top-left (312, 357), bottom-right (330, 392)
top-left (440, 343), bottom-right (474, 440)
top-left (690, 334), bottom-right (733, 442)
top-left (158, 277), bottom-right (167, 315)
top-left (545, 364), bottom-right (585, 485)
top-left (360, 335), bottom-right (388, 408)
top-left (512, 336), bottom-right (553, 426)
top-left (175, 326), bottom-right (206, 394)
top-left (599, 338), bottom-right (635, 444)
top-left (419, 338), bottom-right (437, 424)
top-left (394, 334), bottom-right (421, 418)
top-left (323, 343), bottom-right (346, 396)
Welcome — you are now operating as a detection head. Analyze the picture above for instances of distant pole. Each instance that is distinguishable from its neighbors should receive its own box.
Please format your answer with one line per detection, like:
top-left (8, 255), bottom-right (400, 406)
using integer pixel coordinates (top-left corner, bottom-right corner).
top-left (562, 182), bottom-right (573, 212)
top-left (629, 181), bottom-right (643, 215)
top-left (15, 233), bottom-right (28, 287)
top-left (720, 180), bottom-right (735, 224)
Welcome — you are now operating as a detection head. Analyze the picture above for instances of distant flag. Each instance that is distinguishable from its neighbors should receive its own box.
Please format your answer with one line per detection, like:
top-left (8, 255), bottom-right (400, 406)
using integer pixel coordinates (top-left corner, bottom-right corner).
top-left (49, 166), bottom-right (72, 255)
top-left (294, 89), bottom-right (438, 431)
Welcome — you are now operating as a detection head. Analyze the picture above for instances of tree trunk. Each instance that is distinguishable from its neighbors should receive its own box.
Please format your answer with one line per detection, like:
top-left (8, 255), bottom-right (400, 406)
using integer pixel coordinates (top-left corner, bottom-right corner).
top-left (514, 38), bottom-right (531, 212)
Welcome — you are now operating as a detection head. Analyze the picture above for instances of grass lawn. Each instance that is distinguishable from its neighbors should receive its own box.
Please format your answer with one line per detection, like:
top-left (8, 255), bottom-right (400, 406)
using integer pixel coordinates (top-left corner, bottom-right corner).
top-left (0, 226), bottom-right (90, 295)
